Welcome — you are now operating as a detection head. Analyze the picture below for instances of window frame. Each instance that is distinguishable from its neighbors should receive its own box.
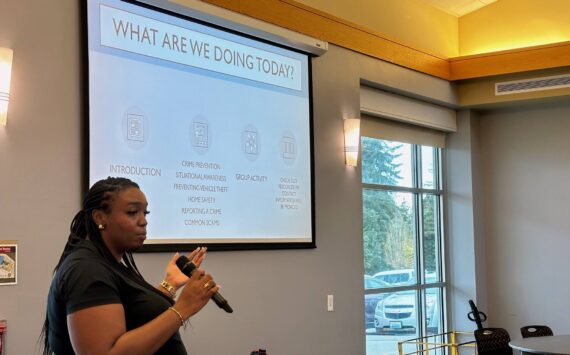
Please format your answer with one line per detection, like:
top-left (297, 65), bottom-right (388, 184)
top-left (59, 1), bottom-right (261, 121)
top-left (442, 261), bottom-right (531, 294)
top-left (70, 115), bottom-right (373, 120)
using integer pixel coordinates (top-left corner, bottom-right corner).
top-left (362, 137), bottom-right (447, 341)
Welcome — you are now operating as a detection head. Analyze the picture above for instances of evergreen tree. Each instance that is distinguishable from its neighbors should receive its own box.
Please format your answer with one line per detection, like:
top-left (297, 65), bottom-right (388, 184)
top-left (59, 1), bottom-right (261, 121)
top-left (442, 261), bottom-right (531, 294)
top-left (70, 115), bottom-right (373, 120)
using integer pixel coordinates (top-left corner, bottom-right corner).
top-left (422, 194), bottom-right (437, 274)
top-left (362, 137), bottom-right (414, 275)
top-left (361, 138), bottom-right (402, 185)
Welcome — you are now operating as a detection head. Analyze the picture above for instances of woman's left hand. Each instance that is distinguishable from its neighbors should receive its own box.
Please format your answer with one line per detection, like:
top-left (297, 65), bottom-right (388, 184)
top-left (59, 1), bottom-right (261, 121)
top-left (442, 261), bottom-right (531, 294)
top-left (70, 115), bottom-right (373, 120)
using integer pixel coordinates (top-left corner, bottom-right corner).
top-left (163, 247), bottom-right (207, 289)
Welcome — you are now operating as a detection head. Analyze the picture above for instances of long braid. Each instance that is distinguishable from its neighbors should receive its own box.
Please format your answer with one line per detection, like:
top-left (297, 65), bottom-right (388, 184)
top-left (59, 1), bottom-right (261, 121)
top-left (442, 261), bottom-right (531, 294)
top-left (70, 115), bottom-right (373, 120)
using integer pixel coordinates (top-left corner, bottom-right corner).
top-left (40, 177), bottom-right (166, 355)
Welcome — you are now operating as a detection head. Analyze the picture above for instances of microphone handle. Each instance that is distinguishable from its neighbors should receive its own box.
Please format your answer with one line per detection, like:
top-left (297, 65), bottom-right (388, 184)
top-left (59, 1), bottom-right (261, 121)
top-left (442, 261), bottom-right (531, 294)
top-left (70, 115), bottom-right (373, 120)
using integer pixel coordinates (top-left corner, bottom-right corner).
top-left (212, 292), bottom-right (233, 313)
top-left (177, 256), bottom-right (234, 313)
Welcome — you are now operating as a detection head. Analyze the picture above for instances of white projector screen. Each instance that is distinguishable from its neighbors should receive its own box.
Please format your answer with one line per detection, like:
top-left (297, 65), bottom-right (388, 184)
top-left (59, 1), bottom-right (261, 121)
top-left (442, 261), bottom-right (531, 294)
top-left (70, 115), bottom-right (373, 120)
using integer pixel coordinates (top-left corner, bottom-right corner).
top-left (86, 0), bottom-right (315, 251)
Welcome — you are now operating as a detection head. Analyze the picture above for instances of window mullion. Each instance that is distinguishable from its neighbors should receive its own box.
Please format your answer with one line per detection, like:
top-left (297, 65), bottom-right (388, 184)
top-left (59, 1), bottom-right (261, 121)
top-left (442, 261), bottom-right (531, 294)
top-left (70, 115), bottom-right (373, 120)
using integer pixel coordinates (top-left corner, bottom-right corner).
top-left (361, 136), bottom-right (446, 347)
top-left (412, 145), bottom-right (422, 287)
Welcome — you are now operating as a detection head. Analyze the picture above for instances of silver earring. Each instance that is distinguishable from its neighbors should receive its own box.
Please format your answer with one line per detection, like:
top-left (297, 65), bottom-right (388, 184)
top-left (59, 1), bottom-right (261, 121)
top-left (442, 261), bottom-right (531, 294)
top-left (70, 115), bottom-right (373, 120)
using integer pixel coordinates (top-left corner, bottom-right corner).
top-left (98, 224), bottom-right (105, 230)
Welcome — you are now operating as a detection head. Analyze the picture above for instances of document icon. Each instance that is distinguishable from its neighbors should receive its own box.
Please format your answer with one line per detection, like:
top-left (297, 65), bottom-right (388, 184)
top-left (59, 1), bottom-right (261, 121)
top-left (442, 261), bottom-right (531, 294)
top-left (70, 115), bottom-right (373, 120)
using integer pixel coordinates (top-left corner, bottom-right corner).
top-left (127, 114), bottom-right (144, 142)
top-left (193, 122), bottom-right (209, 148)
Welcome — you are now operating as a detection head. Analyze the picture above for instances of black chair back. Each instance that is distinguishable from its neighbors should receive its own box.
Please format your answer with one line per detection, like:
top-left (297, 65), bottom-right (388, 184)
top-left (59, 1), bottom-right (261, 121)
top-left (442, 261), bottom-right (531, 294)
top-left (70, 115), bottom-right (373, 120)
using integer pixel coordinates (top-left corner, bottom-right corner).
top-left (520, 325), bottom-right (553, 338)
top-left (474, 327), bottom-right (513, 355)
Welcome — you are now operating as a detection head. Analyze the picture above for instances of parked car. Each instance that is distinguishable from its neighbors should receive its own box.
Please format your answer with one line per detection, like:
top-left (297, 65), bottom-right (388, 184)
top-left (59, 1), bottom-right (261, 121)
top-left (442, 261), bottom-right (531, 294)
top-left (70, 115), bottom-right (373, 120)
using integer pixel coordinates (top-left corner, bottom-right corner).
top-left (374, 288), bottom-right (440, 334)
top-left (364, 276), bottom-right (389, 329)
top-left (373, 269), bottom-right (415, 286)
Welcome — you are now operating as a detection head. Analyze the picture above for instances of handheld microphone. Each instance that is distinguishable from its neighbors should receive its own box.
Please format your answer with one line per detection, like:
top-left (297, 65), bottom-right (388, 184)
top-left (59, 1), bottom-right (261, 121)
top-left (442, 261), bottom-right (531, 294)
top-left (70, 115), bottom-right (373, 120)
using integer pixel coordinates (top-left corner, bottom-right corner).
top-left (175, 255), bottom-right (233, 313)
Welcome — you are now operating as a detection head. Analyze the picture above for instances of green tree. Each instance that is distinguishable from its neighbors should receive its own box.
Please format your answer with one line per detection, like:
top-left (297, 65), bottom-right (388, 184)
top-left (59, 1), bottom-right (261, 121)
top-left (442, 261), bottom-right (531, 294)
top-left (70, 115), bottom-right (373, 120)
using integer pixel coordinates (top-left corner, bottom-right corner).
top-left (422, 194), bottom-right (437, 273)
top-left (384, 202), bottom-right (414, 269)
top-left (361, 138), bottom-right (402, 185)
top-left (362, 137), bottom-right (414, 275)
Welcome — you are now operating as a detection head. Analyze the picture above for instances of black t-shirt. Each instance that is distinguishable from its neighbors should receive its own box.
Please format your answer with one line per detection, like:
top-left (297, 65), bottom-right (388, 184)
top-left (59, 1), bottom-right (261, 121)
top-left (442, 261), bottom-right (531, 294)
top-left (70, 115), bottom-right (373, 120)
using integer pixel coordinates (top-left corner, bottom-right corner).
top-left (47, 240), bottom-right (186, 355)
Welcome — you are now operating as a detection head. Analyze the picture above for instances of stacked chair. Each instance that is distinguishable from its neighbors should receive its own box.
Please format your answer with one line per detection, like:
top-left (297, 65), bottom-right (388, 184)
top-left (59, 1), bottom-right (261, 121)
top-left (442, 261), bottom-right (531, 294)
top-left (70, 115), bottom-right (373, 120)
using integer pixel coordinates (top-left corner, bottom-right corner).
top-left (474, 327), bottom-right (513, 355)
top-left (468, 301), bottom-right (554, 354)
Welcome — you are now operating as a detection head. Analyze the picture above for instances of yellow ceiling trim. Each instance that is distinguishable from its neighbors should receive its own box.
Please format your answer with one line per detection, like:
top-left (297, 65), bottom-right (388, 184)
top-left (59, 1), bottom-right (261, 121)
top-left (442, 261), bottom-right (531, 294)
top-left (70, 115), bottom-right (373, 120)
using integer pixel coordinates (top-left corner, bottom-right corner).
top-left (450, 41), bottom-right (570, 80)
top-left (199, 0), bottom-right (570, 81)
top-left (201, 0), bottom-right (450, 79)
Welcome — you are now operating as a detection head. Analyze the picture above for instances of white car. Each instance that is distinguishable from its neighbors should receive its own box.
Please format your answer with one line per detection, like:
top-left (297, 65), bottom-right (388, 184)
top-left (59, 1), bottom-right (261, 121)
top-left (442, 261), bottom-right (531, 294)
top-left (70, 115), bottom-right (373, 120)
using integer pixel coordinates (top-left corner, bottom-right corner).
top-left (373, 269), bottom-right (415, 286)
top-left (374, 289), bottom-right (440, 334)
top-left (364, 276), bottom-right (389, 328)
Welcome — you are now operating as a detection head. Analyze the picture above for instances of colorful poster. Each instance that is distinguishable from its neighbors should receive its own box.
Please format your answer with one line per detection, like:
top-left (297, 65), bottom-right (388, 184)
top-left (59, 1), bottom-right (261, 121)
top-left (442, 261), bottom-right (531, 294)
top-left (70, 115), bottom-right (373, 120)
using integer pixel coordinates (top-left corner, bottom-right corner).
top-left (0, 242), bottom-right (17, 285)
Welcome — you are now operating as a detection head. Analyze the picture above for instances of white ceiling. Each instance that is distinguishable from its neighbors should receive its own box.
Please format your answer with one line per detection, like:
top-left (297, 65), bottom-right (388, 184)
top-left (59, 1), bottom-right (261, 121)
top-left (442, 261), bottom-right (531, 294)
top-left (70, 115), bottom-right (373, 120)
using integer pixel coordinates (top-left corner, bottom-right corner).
top-left (421, 0), bottom-right (499, 17)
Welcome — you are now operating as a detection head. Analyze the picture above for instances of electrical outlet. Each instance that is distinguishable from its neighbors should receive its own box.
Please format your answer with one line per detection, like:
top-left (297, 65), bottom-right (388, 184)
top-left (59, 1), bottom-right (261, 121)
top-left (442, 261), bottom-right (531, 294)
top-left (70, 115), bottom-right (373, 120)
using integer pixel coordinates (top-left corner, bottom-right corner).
top-left (327, 294), bottom-right (334, 311)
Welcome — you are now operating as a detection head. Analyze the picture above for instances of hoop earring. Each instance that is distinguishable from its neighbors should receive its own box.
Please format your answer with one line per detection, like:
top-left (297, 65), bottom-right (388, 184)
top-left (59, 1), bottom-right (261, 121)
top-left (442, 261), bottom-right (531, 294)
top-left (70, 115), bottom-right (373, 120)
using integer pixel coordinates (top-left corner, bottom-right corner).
top-left (98, 224), bottom-right (105, 230)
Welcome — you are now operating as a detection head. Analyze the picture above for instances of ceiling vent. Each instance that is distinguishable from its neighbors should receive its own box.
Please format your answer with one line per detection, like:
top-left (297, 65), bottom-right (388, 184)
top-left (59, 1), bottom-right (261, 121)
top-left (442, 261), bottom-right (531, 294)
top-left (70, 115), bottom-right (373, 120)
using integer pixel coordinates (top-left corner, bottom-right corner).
top-left (495, 74), bottom-right (570, 95)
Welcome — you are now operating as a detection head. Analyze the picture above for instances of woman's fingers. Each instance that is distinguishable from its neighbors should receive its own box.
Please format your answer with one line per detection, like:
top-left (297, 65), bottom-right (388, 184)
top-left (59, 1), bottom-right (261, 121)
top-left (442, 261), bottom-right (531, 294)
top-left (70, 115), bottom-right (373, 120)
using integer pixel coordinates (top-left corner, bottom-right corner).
top-left (188, 270), bottom-right (219, 297)
top-left (187, 248), bottom-right (200, 259)
top-left (202, 278), bottom-right (216, 290)
top-left (207, 284), bottom-right (220, 296)
top-left (169, 252), bottom-right (180, 265)
top-left (190, 267), bottom-right (206, 281)
top-left (188, 247), bottom-right (207, 267)
top-left (201, 279), bottom-right (220, 300)
top-left (175, 269), bottom-right (221, 317)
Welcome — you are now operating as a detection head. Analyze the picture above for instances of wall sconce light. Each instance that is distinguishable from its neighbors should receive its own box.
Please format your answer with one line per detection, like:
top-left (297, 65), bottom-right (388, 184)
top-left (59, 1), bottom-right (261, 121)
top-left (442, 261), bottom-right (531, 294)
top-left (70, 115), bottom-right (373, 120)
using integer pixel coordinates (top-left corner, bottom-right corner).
top-left (0, 47), bottom-right (14, 126)
top-left (343, 118), bottom-right (360, 167)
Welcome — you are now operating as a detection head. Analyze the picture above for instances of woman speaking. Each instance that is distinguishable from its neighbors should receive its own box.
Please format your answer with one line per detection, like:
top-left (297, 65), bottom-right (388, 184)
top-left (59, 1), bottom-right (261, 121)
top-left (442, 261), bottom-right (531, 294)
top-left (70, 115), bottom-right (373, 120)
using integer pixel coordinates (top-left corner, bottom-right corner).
top-left (41, 177), bottom-right (219, 354)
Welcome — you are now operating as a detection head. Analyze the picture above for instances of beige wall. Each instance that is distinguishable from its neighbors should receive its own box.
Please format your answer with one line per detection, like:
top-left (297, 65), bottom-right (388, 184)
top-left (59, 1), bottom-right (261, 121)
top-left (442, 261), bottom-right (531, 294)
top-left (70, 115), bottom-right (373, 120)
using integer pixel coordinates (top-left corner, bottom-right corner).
top-left (0, 0), bottom-right (460, 353)
top-left (459, 0), bottom-right (570, 55)
top-left (457, 67), bottom-right (570, 108)
top-left (4, 0), bottom-right (570, 352)
top-left (479, 102), bottom-right (570, 335)
top-left (296, 0), bottom-right (458, 57)
top-left (288, 0), bottom-right (570, 58)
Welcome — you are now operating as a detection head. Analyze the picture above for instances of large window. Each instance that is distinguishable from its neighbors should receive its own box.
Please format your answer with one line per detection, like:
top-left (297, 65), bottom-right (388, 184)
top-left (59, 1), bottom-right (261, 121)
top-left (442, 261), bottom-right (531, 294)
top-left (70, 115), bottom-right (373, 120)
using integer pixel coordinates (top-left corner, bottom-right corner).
top-left (362, 134), bottom-right (446, 355)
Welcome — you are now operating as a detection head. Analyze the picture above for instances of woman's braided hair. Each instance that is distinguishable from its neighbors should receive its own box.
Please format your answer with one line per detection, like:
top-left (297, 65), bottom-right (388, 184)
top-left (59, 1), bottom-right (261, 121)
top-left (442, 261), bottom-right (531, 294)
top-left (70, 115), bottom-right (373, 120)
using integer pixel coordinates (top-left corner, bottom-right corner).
top-left (40, 177), bottom-right (170, 354)
top-left (55, 177), bottom-right (142, 272)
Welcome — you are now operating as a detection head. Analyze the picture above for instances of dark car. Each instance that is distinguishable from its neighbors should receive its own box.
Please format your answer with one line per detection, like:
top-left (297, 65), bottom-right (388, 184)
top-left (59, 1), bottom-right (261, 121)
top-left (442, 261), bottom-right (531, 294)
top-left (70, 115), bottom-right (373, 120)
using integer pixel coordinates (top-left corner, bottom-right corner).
top-left (364, 276), bottom-right (389, 329)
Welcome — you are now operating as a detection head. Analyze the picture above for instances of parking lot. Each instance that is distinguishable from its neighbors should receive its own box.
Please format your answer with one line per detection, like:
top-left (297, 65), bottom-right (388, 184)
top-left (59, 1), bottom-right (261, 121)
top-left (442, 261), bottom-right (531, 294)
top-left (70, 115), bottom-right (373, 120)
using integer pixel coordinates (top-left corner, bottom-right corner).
top-left (366, 328), bottom-right (412, 355)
